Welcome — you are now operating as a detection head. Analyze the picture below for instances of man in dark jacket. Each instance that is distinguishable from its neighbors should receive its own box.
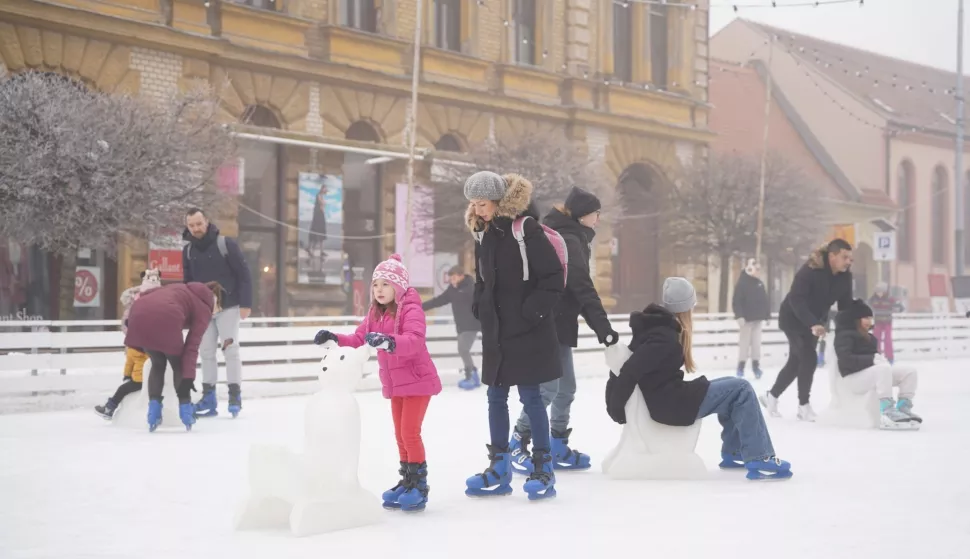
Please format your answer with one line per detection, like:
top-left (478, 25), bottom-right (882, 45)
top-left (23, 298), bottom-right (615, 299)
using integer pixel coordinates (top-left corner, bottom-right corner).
top-left (732, 258), bottom-right (770, 379)
top-left (422, 266), bottom-right (481, 390)
top-left (182, 208), bottom-right (253, 418)
top-left (760, 239), bottom-right (854, 422)
top-left (511, 186), bottom-right (618, 474)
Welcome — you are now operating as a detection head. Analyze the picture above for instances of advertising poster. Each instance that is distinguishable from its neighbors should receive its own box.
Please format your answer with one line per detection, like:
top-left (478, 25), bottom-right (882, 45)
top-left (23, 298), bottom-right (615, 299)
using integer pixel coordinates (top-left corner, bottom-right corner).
top-left (74, 266), bottom-right (102, 308)
top-left (148, 228), bottom-right (184, 281)
top-left (298, 173), bottom-right (344, 285)
top-left (395, 183), bottom-right (435, 288)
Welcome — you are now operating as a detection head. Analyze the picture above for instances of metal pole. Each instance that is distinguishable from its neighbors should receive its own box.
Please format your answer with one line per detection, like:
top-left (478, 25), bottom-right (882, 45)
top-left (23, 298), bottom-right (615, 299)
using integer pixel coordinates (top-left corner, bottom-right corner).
top-left (404, 0), bottom-right (424, 265)
top-left (955, 0), bottom-right (966, 275)
top-left (755, 35), bottom-right (774, 263)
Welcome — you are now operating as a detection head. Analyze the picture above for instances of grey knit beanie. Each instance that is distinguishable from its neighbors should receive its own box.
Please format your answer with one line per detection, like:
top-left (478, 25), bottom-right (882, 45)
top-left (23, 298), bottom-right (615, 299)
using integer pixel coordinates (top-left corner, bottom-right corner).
top-left (464, 171), bottom-right (507, 201)
top-left (661, 277), bottom-right (697, 314)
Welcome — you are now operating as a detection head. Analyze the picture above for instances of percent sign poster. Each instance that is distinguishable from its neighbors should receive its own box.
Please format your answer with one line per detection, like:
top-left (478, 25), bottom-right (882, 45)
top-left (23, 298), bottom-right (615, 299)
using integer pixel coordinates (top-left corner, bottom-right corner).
top-left (74, 266), bottom-right (101, 308)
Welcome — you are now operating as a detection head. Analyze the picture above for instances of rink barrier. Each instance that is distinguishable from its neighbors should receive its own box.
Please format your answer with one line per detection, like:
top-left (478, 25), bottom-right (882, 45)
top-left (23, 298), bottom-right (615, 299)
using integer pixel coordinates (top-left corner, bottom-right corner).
top-left (1, 313), bottom-right (967, 394)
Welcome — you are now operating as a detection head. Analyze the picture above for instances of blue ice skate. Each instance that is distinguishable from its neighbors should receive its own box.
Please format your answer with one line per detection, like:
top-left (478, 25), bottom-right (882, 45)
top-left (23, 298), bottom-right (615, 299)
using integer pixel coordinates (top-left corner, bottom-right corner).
top-left (465, 444), bottom-right (513, 497)
top-left (179, 402), bottom-right (196, 431)
top-left (752, 360), bottom-right (763, 380)
top-left (94, 398), bottom-right (118, 420)
top-left (736, 362), bottom-right (745, 378)
top-left (458, 368), bottom-right (481, 390)
top-left (718, 451), bottom-right (745, 470)
top-left (382, 462), bottom-right (409, 510)
top-left (745, 456), bottom-right (792, 481)
top-left (508, 428), bottom-right (533, 475)
top-left (147, 399), bottom-right (163, 432)
top-left (398, 462), bottom-right (429, 512)
top-left (227, 383), bottom-right (242, 418)
top-left (550, 428), bottom-right (591, 471)
top-left (523, 450), bottom-right (557, 501)
top-left (193, 384), bottom-right (218, 418)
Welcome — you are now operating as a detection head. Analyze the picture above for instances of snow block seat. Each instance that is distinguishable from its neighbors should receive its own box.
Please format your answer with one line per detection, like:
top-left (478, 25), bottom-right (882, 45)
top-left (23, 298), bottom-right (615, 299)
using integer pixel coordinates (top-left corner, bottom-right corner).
top-left (601, 344), bottom-right (708, 480)
top-left (820, 360), bottom-right (881, 430)
top-left (234, 342), bottom-right (381, 537)
top-left (111, 365), bottom-right (180, 431)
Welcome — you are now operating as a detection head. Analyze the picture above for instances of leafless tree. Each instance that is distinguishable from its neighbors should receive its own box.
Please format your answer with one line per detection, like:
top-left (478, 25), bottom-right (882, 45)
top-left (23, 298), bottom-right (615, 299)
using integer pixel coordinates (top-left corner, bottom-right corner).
top-left (421, 131), bottom-right (618, 254)
top-left (0, 71), bottom-right (234, 256)
top-left (665, 152), bottom-right (823, 312)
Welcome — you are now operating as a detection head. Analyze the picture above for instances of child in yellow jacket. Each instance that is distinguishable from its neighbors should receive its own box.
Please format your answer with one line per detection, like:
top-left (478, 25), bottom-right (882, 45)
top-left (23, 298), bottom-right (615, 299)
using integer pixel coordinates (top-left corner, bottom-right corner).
top-left (94, 269), bottom-right (161, 419)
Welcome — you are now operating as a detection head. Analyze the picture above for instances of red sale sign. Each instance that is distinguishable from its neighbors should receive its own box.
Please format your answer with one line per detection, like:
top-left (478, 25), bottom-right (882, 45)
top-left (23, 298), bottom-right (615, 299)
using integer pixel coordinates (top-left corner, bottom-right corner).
top-left (74, 266), bottom-right (101, 308)
top-left (149, 249), bottom-right (183, 281)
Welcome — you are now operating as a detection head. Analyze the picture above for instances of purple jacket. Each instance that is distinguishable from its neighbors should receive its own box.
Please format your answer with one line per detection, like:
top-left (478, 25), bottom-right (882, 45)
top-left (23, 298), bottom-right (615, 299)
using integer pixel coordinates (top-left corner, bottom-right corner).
top-left (337, 288), bottom-right (441, 399)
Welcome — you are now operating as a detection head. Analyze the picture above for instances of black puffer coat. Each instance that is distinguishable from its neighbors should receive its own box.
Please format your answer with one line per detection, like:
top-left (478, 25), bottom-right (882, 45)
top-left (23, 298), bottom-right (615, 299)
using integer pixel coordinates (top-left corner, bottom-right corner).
top-left (468, 174), bottom-right (565, 387)
top-left (605, 304), bottom-right (710, 426)
top-left (778, 244), bottom-right (853, 333)
top-left (834, 300), bottom-right (877, 377)
top-left (732, 271), bottom-right (770, 321)
top-left (544, 208), bottom-right (612, 347)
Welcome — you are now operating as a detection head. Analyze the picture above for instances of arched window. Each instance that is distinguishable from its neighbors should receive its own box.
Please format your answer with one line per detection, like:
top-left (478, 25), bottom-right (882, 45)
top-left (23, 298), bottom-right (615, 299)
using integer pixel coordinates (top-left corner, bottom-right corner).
top-left (434, 133), bottom-right (463, 152)
top-left (237, 104), bottom-right (282, 317)
top-left (932, 165), bottom-right (948, 265)
top-left (896, 161), bottom-right (914, 262)
top-left (345, 120), bottom-right (381, 143)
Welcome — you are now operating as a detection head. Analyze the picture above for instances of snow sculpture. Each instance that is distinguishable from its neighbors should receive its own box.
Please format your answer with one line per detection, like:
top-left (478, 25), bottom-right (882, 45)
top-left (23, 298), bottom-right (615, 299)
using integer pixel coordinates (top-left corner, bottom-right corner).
top-left (601, 343), bottom-right (708, 480)
top-left (111, 363), bottom-right (180, 430)
top-left (234, 341), bottom-right (381, 537)
top-left (819, 342), bottom-right (880, 429)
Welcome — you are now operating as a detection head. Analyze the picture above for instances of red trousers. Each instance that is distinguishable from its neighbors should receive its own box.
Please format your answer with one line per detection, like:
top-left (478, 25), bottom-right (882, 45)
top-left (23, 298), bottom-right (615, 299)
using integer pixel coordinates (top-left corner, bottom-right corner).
top-left (391, 396), bottom-right (431, 463)
top-left (873, 323), bottom-right (894, 362)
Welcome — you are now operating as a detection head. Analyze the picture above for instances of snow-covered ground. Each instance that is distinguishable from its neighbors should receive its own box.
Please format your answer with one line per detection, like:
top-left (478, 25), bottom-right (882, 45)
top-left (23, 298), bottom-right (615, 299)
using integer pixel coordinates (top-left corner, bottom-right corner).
top-left (2, 359), bottom-right (968, 559)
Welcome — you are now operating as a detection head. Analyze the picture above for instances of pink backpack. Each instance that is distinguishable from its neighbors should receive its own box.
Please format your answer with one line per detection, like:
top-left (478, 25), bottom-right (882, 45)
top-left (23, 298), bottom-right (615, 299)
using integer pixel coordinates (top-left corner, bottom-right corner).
top-left (512, 216), bottom-right (568, 288)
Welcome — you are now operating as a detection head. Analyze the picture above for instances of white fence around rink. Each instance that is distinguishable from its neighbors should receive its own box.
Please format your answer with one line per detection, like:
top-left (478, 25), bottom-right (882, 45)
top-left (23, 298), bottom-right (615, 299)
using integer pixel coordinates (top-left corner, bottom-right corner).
top-left (1, 313), bottom-right (967, 406)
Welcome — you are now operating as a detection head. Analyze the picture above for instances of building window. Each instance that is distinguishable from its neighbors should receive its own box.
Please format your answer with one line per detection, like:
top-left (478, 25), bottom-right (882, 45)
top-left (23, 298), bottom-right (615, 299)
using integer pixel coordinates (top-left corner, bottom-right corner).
top-left (649, 4), bottom-right (668, 88)
top-left (435, 0), bottom-right (462, 52)
top-left (932, 165), bottom-right (948, 265)
top-left (341, 0), bottom-right (377, 32)
top-left (230, 0), bottom-right (277, 11)
top-left (612, 2), bottom-right (633, 81)
top-left (513, 0), bottom-right (537, 65)
top-left (434, 134), bottom-right (463, 152)
top-left (896, 161), bottom-right (914, 262)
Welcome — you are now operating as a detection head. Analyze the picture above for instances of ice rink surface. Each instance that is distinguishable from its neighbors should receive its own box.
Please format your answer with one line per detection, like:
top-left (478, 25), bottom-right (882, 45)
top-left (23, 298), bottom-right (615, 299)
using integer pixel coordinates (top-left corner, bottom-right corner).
top-left (2, 359), bottom-right (968, 559)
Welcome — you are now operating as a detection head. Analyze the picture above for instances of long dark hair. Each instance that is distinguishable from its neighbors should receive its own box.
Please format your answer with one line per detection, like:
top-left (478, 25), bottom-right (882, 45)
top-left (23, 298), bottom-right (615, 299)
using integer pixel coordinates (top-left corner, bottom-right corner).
top-left (205, 281), bottom-right (224, 310)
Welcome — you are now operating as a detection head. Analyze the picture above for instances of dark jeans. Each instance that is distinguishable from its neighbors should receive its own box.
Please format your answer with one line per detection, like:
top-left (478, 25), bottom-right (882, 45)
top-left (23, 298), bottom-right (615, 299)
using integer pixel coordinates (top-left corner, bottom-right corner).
top-left (487, 385), bottom-right (551, 453)
top-left (146, 351), bottom-right (193, 404)
top-left (110, 380), bottom-right (142, 404)
top-left (770, 330), bottom-right (818, 405)
top-left (515, 344), bottom-right (575, 435)
top-left (697, 377), bottom-right (774, 462)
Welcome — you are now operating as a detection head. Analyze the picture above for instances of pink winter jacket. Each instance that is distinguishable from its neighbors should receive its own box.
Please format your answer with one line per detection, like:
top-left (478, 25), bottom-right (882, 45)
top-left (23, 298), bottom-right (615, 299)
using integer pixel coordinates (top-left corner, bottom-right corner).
top-left (336, 288), bottom-right (442, 399)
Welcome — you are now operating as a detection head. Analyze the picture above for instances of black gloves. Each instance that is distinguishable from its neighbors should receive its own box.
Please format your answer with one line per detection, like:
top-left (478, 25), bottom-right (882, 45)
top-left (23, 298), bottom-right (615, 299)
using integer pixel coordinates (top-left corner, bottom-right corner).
top-left (365, 332), bottom-right (396, 353)
top-left (313, 329), bottom-right (338, 345)
top-left (599, 329), bottom-right (620, 347)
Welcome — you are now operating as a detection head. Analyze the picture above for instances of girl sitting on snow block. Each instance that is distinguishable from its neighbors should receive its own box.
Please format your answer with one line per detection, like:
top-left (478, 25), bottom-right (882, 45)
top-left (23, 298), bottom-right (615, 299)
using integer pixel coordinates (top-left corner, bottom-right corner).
top-left (605, 277), bottom-right (792, 481)
top-left (834, 299), bottom-right (921, 430)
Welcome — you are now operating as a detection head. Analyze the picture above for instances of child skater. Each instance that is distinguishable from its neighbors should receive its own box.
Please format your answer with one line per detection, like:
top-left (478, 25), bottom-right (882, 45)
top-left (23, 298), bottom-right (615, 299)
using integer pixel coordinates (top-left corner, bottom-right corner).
top-left (605, 277), bottom-right (792, 481)
top-left (868, 282), bottom-right (902, 364)
top-left (94, 269), bottom-right (162, 419)
top-left (834, 298), bottom-right (921, 429)
top-left (313, 254), bottom-right (441, 512)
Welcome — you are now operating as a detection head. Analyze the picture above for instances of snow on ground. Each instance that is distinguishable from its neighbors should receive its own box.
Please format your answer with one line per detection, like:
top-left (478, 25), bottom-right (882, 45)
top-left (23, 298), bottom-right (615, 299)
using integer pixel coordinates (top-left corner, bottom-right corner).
top-left (1, 359), bottom-right (969, 559)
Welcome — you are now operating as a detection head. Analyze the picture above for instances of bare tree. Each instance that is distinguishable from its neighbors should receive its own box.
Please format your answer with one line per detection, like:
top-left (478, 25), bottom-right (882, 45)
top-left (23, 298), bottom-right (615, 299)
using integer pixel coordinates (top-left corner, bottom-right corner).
top-left (422, 131), bottom-right (618, 254)
top-left (665, 152), bottom-right (823, 312)
top-left (0, 71), bottom-right (234, 256)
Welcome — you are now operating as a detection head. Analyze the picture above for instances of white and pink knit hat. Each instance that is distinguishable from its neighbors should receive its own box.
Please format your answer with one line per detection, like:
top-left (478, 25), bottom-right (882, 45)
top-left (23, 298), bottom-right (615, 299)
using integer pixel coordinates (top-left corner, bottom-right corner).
top-left (372, 254), bottom-right (410, 302)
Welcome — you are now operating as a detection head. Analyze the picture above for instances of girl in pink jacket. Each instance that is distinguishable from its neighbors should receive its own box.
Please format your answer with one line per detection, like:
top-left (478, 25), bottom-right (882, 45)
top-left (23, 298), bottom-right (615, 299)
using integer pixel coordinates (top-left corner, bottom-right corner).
top-left (313, 254), bottom-right (441, 513)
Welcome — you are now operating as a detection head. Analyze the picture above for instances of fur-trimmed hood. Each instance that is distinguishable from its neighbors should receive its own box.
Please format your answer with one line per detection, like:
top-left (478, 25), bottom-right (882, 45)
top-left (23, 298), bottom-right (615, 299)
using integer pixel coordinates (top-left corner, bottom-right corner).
top-left (465, 173), bottom-right (535, 233)
top-left (806, 243), bottom-right (832, 270)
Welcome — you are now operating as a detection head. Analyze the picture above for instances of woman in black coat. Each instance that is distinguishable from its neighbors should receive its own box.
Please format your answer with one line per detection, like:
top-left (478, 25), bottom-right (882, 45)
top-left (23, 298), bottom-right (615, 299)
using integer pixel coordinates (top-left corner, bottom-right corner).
top-left (462, 171), bottom-right (564, 502)
top-left (511, 186), bottom-right (617, 474)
